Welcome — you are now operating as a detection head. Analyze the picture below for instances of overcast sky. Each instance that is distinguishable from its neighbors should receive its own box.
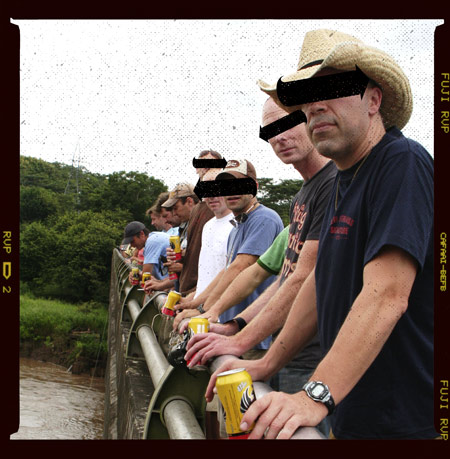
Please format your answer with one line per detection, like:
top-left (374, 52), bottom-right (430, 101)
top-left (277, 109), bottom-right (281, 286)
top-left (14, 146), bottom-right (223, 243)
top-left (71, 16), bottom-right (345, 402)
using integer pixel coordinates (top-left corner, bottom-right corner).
top-left (13, 19), bottom-right (443, 190)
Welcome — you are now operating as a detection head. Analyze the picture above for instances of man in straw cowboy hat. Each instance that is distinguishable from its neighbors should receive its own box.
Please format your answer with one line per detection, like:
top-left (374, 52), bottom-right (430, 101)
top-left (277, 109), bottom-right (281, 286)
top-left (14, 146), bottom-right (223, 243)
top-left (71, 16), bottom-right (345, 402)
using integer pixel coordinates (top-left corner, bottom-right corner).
top-left (206, 29), bottom-right (435, 439)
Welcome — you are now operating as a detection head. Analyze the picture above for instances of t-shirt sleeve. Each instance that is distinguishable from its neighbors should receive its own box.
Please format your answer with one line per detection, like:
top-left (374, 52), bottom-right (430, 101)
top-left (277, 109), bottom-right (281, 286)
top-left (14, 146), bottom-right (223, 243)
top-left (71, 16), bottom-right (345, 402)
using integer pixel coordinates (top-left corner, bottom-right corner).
top-left (364, 142), bottom-right (433, 271)
top-left (144, 233), bottom-right (170, 265)
top-left (305, 167), bottom-right (336, 241)
top-left (237, 210), bottom-right (283, 257)
top-left (257, 225), bottom-right (290, 275)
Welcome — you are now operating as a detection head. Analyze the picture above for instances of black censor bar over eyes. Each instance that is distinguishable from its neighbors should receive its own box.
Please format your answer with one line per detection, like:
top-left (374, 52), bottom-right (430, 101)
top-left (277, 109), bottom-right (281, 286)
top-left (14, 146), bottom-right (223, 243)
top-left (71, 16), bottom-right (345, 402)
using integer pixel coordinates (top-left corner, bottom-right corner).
top-left (276, 66), bottom-right (370, 107)
top-left (192, 158), bottom-right (228, 169)
top-left (259, 110), bottom-right (307, 142)
top-left (194, 177), bottom-right (257, 200)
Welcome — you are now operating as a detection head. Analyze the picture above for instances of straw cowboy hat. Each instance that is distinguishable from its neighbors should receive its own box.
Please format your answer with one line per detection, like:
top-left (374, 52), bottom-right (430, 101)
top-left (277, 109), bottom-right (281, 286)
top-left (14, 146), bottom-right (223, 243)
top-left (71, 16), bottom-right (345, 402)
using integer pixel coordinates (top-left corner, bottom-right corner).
top-left (258, 29), bottom-right (413, 130)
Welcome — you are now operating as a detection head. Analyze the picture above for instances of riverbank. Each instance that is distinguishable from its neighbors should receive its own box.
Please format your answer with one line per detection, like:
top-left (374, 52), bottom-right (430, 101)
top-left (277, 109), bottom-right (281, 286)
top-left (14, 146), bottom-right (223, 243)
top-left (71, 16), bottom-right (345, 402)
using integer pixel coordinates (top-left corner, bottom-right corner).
top-left (20, 294), bottom-right (108, 377)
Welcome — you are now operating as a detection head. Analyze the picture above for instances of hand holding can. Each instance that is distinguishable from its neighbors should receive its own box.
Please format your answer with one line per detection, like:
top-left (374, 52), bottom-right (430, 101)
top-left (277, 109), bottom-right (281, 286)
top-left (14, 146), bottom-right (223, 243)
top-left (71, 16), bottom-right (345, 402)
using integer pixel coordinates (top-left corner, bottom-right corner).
top-left (161, 291), bottom-right (182, 317)
top-left (215, 368), bottom-right (256, 439)
top-left (130, 267), bottom-right (140, 286)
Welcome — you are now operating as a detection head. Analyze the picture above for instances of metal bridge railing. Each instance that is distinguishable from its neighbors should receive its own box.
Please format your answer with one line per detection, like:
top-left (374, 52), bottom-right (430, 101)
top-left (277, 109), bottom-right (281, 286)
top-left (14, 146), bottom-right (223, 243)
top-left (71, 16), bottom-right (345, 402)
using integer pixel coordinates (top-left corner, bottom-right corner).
top-left (112, 248), bottom-right (325, 440)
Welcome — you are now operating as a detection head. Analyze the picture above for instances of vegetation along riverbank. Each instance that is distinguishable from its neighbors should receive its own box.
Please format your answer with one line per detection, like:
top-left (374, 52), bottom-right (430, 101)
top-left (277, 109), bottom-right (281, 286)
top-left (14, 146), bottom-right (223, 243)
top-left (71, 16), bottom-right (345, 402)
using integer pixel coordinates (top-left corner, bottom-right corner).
top-left (20, 293), bottom-right (108, 377)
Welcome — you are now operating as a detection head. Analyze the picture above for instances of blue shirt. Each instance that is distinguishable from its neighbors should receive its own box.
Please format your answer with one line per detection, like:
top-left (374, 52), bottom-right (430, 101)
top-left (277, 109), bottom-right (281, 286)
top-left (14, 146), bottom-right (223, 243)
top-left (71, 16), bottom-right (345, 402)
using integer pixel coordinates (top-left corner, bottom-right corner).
top-left (316, 128), bottom-right (434, 439)
top-left (220, 204), bottom-right (284, 350)
top-left (143, 231), bottom-right (171, 280)
top-left (164, 227), bottom-right (179, 236)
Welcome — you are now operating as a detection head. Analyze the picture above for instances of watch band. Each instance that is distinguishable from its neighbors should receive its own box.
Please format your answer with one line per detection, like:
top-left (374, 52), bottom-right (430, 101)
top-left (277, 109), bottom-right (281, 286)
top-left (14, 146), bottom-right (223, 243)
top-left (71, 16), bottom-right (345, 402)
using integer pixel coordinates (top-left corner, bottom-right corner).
top-left (224, 317), bottom-right (247, 331)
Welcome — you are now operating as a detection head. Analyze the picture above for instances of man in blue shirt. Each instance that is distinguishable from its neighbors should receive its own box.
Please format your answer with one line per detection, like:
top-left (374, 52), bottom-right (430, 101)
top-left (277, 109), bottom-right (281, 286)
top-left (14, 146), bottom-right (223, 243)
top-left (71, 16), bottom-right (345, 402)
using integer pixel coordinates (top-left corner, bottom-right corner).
top-left (173, 159), bottom-right (284, 352)
top-left (123, 221), bottom-right (171, 282)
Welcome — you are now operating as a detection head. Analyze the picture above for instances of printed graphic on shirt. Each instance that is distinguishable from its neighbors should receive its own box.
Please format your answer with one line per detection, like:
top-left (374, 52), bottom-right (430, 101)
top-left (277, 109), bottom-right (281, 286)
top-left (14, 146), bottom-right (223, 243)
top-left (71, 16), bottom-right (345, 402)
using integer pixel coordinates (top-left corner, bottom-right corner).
top-left (329, 214), bottom-right (355, 240)
top-left (280, 202), bottom-right (308, 280)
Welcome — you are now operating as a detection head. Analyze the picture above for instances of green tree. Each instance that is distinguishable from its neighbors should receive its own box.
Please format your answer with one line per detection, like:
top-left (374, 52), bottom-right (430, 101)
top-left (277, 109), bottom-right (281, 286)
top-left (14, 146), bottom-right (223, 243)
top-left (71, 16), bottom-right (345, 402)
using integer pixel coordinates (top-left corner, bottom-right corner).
top-left (257, 178), bottom-right (304, 226)
top-left (20, 186), bottom-right (61, 223)
top-left (19, 220), bottom-right (58, 283)
top-left (83, 171), bottom-right (167, 221)
top-left (21, 209), bottom-right (130, 303)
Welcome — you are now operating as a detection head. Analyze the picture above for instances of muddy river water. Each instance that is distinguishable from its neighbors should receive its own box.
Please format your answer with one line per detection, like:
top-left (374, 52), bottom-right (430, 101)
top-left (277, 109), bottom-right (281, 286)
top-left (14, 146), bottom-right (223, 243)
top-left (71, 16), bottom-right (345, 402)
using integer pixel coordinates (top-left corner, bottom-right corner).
top-left (10, 357), bottom-right (105, 440)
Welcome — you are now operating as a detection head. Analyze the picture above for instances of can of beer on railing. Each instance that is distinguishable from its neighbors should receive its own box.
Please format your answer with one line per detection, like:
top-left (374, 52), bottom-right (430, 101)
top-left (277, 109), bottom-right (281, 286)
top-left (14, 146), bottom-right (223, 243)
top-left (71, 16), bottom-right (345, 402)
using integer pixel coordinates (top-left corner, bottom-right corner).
top-left (215, 368), bottom-right (256, 439)
top-left (188, 317), bottom-right (210, 334)
top-left (141, 272), bottom-right (151, 288)
top-left (161, 291), bottom-right (182, 317)
top-left (131, 267), bottom-right (140, 286)
top-left (186, 318), bottom-right (210, 367)
top-left (169, 236), bottom-right (182, 280)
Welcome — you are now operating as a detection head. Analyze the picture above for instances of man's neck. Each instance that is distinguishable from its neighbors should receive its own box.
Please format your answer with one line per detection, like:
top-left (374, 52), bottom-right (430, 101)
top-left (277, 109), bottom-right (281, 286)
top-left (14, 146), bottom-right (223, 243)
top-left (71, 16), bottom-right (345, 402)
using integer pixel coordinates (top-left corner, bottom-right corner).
top-left (293, 152), bottom-right (330, 181)
top-left (233, 199), bottom-right (258, 217)
top-left (335, 120), bottom-right (386, 171)
top-left (214, 208), bottom-right (233, 219)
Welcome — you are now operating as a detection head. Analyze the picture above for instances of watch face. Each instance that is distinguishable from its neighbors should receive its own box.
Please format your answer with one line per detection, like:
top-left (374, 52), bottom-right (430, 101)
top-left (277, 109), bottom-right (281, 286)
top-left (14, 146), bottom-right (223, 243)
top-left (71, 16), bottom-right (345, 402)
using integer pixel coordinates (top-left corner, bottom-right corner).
top-left (311, 384), bottom-right (325, 399)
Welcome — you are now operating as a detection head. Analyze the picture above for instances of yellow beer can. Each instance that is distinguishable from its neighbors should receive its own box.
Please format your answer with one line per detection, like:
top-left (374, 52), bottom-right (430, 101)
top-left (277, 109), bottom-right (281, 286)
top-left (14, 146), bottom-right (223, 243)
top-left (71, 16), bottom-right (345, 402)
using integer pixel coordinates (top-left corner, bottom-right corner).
top-left (131, 267), bottom-right (140, 285)
top-left (215, 368), bottom-right (255, 439)
top-left (169, 235), bottom-right (182, 280)
top-left (161, 290), bottom-right (182, 317)
top-left (141, 272), bottom-right (151, 288)
top-left (169, 235), bottom-right (181, 257)
top-left (188, 317), bottom-right (210, 334)
top-left (186, 318), bottom-right (210, 367)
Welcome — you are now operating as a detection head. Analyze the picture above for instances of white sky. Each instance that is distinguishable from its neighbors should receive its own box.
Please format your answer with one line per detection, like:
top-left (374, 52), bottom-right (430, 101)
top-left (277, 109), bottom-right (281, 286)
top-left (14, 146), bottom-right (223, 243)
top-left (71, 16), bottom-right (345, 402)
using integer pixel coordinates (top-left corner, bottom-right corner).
top-left (13, 19), bottom-right (443, 190)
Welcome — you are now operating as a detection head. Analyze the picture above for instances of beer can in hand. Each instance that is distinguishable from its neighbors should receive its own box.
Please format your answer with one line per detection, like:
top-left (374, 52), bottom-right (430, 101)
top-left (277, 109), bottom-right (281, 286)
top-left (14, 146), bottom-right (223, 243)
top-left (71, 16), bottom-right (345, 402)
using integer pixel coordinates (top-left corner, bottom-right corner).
top-left (131, 267), bottom-right (140, 286)
top-left (169, 236), bottom-right (182, 260)
top-left (215, 368), bottom-right (255, 439)
top-left (186, 318), bottom-right (210, 366)
top-left (188, 317), bottom-right (210, 334)
top-left (161, 291), bottom-right (182, 317)
top-left (141, 272), bottom-right (151, 288)
top-left (169, 235), bottom-right (182, 280)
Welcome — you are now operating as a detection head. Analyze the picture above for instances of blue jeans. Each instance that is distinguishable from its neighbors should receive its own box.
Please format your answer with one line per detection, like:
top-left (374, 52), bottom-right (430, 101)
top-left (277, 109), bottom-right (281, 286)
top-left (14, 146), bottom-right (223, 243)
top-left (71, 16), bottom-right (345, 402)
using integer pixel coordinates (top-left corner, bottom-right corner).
top-left (270, 366), bottom-right (330, 438)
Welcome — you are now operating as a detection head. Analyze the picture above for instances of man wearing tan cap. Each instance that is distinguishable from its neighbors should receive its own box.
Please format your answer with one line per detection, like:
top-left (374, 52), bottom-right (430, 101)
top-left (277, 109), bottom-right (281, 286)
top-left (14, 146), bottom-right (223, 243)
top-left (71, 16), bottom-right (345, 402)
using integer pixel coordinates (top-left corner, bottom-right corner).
top-left (173, 159), bottom-right (284, 354)
top-left (207, 29), bottom-right (435, 439)
top-left (144, 182), bottom-right (213, 296)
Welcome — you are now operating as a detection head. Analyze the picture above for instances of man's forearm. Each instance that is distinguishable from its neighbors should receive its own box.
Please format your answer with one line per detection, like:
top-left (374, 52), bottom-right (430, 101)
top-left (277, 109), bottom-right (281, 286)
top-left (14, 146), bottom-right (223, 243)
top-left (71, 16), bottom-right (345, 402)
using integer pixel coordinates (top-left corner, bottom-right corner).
top-left (307, 246), bottom-right (417, 405)
top-left (204, 262), bottom-right (270, 317)
top-left (190, 268), bottom-right (225, 305)
top-left (235, 240), bottom-right (320, 355)
top-left (258, 269), bottom-right (319, 380)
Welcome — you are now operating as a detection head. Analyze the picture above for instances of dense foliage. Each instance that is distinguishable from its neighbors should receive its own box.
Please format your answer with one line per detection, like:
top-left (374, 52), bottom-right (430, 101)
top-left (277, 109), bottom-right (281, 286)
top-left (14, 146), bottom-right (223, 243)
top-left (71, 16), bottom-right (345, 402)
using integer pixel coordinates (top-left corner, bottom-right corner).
top-left (20, 294), bottom-right (108, 366)
top-left (20, 156), bottom-right (167, 304)
top-left (257, 178), bottom-right (303, 226)
top-left (20, 155), bottom-right (301, 304)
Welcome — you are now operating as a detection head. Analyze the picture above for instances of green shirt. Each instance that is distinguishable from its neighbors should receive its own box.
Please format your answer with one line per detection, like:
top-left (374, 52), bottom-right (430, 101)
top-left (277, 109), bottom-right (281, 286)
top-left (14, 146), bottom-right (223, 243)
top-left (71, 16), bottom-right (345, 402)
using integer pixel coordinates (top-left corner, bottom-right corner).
top-left (256, 226), bottom-right (289, 275)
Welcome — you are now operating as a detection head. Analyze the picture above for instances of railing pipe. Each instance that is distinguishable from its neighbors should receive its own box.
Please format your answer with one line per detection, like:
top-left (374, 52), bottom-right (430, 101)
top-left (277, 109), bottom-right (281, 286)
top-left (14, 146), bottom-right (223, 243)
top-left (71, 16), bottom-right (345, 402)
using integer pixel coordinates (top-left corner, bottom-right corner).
top-left (162, 399), bottom-right (206, 439)
top-left (136, 324), bottom-right (170, 385)
top-left (114, 249), bottom-right (324, 439)
top-left (127, 298), bottom-right (141, 323)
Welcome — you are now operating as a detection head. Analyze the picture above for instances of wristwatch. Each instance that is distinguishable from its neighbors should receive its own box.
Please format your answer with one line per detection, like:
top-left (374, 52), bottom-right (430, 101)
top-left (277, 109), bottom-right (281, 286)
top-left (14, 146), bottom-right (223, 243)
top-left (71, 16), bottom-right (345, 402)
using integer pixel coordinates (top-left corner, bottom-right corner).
top-left (224, 317), bottom-right (247, 331)
top-left (302, 381), bottom-right (335, 416)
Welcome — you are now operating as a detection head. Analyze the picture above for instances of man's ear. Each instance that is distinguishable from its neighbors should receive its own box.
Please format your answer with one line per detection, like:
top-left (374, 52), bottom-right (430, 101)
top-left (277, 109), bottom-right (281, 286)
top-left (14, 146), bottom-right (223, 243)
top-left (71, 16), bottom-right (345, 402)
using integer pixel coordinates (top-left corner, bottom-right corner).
top-left (367, 85), bottom-right (383, 116)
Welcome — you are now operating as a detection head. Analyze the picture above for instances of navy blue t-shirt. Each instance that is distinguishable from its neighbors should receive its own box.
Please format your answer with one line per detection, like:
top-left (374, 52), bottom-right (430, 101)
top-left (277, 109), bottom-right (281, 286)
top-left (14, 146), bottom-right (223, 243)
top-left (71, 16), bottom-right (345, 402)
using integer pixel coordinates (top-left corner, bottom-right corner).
top-left (315, 128), bottom-right (435, 439)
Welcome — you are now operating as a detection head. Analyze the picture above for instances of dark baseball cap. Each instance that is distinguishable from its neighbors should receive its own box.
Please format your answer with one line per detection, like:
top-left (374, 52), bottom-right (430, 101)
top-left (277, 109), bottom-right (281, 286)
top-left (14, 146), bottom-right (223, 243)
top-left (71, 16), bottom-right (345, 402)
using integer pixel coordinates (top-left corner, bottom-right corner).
top-left (123, 221), bottom-right (146, 244)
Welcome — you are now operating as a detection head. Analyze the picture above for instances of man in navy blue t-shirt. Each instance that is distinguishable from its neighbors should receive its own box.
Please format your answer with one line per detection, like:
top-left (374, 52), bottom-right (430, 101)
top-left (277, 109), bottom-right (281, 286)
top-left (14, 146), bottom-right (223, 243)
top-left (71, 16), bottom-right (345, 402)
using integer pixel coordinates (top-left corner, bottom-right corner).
top-left (207, 29), bottom-right (436, 439)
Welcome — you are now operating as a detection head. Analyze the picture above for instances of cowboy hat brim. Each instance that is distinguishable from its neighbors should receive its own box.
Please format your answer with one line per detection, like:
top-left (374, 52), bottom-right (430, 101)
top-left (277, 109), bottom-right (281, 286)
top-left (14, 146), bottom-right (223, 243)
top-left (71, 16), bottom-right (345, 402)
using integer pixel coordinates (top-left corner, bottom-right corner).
top-left (258, 40), bottom-right (412, 131)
